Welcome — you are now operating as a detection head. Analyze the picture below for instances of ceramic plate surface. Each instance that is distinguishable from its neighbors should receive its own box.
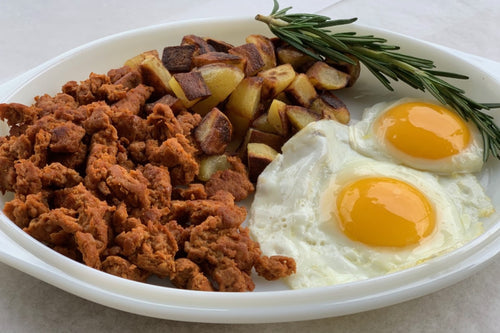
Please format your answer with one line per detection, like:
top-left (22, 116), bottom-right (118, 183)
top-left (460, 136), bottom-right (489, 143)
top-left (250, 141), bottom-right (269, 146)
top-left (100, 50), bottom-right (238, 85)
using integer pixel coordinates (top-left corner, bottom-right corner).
top-left (0, 17), bottom-right (499, 323)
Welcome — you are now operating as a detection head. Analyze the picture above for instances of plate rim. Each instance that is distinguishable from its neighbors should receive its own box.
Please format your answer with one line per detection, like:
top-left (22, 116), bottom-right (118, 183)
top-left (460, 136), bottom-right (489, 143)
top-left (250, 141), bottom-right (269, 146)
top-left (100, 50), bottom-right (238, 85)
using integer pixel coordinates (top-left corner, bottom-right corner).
top-left (0, 16), bottom-right (499, 323)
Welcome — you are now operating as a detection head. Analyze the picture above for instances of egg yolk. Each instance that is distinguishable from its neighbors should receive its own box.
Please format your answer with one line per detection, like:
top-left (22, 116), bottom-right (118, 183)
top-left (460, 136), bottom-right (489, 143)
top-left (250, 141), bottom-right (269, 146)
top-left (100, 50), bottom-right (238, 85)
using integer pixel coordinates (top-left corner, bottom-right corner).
top-left (375, 102), bottom-right (470, 159)
top-left (336, 177), bottom-right (436, 247)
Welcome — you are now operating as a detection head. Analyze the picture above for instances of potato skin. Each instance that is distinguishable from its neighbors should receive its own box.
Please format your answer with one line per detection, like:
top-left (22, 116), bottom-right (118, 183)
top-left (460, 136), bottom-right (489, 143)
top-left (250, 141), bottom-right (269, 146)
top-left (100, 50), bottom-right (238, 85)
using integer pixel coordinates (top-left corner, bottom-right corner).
top-left (146, 33), bottom-right (353, 181)
top-left (247, 143), bottom-right (279, 182)
top-left (191, 63), bottom-right (245, 115)
top-left (195, 108), bottom-right (233, 155)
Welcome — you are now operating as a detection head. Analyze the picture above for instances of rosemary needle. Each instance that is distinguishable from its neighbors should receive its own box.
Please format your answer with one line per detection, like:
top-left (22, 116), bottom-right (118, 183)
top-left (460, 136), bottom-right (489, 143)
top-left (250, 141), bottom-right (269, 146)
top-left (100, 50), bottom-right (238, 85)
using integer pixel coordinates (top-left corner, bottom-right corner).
top-left (255, 0), bottom-right (500, 161)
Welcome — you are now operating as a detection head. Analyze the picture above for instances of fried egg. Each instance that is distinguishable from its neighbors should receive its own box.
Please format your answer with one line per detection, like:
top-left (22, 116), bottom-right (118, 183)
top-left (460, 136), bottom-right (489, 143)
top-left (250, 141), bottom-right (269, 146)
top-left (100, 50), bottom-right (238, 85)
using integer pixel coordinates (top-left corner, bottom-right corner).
top-left (248, 120), bottom-right (493, 289)
top-left (350, 98), bottom-right (484, 174)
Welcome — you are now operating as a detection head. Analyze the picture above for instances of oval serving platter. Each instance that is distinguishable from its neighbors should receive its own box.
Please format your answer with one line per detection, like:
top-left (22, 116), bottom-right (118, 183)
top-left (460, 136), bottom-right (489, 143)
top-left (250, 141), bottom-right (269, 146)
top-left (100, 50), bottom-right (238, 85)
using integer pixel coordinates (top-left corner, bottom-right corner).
top-left (0, 17), bottom-right (499, 324)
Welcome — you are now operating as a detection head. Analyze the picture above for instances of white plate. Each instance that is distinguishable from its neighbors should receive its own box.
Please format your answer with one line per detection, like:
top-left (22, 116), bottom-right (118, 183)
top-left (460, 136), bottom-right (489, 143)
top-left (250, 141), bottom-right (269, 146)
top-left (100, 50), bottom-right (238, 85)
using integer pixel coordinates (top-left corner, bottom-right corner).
top-left (0, 17), bottom-right (499, 324)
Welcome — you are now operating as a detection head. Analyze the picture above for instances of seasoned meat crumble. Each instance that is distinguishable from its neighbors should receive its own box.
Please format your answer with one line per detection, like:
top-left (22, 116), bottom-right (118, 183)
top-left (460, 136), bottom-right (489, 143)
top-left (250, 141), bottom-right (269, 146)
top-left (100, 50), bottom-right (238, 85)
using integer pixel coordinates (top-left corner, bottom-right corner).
top-left (0, 64), bottom-right (295, 292)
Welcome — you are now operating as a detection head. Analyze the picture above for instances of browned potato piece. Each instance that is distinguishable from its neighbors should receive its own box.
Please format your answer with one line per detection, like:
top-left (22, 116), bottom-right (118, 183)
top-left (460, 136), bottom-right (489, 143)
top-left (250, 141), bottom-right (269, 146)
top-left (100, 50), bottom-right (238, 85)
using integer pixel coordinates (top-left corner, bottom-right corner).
top-left (258, 64), bottom-right (296, 100)
top-left (144, 94), bottom-right (184, 115)
top-left (242, 128), bottom-right (285, 153)
top-left (161, 45), bottom-right (196, 72)
top-left (247, 143), bottom-right (279, 182)
top-left (124, 50), bottom-right (160, 69)
top-left (267, 99), bottom-right (289, 136)
top-left (276, 44), bottom-right (315, 70)
top-left (229, 43), bottom-right (266, 76)
top-left (245, 34), bottom-right (277, 70)
top-left (181, 34), bottom-right (215, 54)
top-left (198, 154), bottom-right (231, 181)
top-left (226, 111), bottom-right (252, 145)
top-left (310, 91), bottom-right (350, 124)
top-left (252, 114), bottom-right (278, 134)
top-left (328, 54), bottom-right (361, 87)
top-left (192, 52), bottom-right (246, 72)
top-left (169, 72), bottom-right (211, 108)
top-left (285, 73), bottom-right (318, 108)
top-left (306, 61), bottom-right (350, 90)
top-left (204, 37), bottom-right (235, 53)
top-left (191, 63), bottom-right (245, 115)
top-left (140, 55), bottom-right (175, 97)
top-left (274, 91), bottom-right (293, 104)
top-left (194, 107), bottom-right (232, 155)
top-left (286, 105), bottom-right (321, 131)
top-left (225, 76), bottom-right (263, 121)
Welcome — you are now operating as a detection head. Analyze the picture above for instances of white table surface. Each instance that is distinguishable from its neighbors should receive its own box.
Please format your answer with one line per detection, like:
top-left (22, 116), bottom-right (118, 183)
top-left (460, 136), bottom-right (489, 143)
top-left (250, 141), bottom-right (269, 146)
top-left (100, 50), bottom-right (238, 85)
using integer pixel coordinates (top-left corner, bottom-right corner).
top-left (0, 0), bottom-right (499, 332)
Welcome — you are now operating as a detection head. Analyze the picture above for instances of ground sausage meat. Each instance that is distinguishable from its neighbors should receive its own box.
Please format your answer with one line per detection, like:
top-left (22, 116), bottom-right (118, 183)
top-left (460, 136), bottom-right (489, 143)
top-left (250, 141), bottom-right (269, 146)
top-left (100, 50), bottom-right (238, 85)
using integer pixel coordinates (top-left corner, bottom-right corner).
top-left (0, 64), bottom-right (295, 291)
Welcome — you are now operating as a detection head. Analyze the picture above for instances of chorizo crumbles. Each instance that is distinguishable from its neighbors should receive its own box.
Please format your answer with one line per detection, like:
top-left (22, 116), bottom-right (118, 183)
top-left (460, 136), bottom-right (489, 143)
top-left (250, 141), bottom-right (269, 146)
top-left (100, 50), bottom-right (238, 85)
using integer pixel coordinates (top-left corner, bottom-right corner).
top-left (0, 41), bottom-right (296, 291)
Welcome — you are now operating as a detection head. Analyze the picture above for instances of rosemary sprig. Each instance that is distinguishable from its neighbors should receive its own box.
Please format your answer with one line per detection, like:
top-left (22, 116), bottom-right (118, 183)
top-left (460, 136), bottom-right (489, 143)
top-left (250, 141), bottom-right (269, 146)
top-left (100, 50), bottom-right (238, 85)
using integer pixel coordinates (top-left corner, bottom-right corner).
top-left (256, 0), bottom-right (500, 161)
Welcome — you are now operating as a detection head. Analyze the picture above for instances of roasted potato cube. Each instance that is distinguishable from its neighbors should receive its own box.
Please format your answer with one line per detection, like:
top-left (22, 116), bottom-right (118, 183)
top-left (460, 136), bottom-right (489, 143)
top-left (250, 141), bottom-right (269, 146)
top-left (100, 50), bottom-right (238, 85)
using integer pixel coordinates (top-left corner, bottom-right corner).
top-left (198, 154), bottom-right (231, 181)
top-left (144, 94), bottom-right (184, 115)
top-left (229, 43), bottom-right (265, 76)
top-left (245, 34), bottom-right (277, 70)
top-left (286, 105), bottom-right (321, 131)
top-left (161, 45), bottom-right (196, 72)
top-left (252, 113), bottom-right (278, 134)
top-left (306, 61), bottom-right (350, 90)
top-left (242, 128), bottom-right (285, 153)
top-left (285, 73), bottom-right (318, 108)
top-left (191, 63), bottom-right (245, 115)
top-left (247, 143), bottom-right (279, 182)
top-left (310, 91), bottom-right (350, 124)
top-left (140, 55), bottom-right (175, 97)
top-left (192, 52), bottom-right (246, 72)
top-left (267, 99), bottom-right (289, 136)
top-left (194, 107), bottom-right (232, 155)
top-left (328, 54), bottom-right (361, 87)
top-left (205, 37), bottom-right (235, 53)
top-left (124, 50), bottom-right (159, 69)
top-left (225, 76), bottom-right (263, 120)
top-left (168, 78), bottom-right (196, 108)
top-left (226, 111), bottom-right (252, 144)
top-left (258, 63), bottom-right (296, 100)
top-left (276, 44), bottom-right (315, 70)
top-left (181, 34), bottom-right (215, 54)
top-left (169, 72), bottom-right (211, 108)
top-left (274, 91), bottom-right (293, 104)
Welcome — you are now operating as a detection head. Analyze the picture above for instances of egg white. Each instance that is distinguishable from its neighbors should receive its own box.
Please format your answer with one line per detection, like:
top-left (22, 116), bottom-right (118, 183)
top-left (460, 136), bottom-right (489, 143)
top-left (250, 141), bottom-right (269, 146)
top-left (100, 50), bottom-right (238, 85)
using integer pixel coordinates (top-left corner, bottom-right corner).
top-left (349, 97), bottom-right (484, 174)
top-left (248, 120), bottom-right (493, 289)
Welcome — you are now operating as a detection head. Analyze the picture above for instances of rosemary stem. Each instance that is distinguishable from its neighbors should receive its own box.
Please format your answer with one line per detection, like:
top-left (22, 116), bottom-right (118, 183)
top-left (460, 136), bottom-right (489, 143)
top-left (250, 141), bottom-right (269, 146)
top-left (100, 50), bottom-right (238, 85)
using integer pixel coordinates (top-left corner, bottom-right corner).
top-left (350, 46), bottom-right (415, 72)
top-left (255, 14), bottom-right (288, 27)
top-left (256, 1), bottom-right (500, 161)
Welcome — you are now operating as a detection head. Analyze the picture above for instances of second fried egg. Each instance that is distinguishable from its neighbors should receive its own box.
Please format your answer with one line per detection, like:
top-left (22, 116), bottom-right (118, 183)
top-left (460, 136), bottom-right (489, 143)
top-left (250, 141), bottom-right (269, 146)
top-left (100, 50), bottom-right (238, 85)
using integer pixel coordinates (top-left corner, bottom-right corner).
top-left (349, 98), bottom-right (484, 174)
top-left (248, 120), bottom-right (493, 289)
